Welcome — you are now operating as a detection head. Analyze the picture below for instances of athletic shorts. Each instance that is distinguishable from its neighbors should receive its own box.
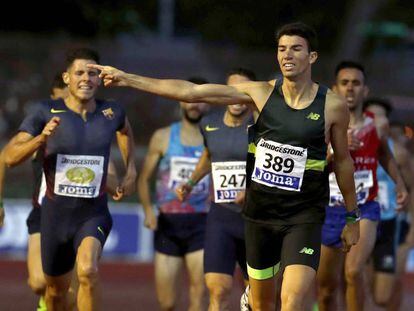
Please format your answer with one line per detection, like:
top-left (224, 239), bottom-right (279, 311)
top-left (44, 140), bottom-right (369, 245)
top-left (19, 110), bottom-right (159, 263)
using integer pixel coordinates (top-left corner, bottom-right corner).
top-left (204, 202), bottom-right (247, 278)
top-left (372, 217), bottom-right (398, 273)
top-left (154, 213), bottom-right (206, 257)
top-left (398, 218), bottom-right (410, 245)
top-left (322, 200), bottom-right (380, 248)
top-left (41, 195), bottom-right (112, 276)
top-left (26, 207), bottom-right (41, 235)
top-left (245, 219), bottom-right (322, 280)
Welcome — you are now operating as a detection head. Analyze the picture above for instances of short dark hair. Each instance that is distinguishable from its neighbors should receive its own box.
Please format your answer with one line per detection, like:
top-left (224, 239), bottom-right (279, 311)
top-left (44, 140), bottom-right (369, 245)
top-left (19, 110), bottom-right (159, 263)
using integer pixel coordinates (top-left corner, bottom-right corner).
top-left (335, 60), bottom-right (367, 81)
top-left (275, 22), bottom-right (318, 52)
top-left (363, 97), bottom-right (393, 117)
top-left (51, 72), bottom-right (66, 92)
top-left (65, 48), bottom-right (100, 69)
top-left (227, 67), bottom-right (256, 81)
top-left (188, 77), bottom-right (209, 84)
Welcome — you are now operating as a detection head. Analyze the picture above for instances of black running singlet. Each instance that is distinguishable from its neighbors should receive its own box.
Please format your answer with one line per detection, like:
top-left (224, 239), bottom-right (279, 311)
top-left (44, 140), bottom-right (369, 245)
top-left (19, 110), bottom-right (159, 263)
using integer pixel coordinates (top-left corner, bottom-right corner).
top-left (244, 80), bottom-right (329, 225)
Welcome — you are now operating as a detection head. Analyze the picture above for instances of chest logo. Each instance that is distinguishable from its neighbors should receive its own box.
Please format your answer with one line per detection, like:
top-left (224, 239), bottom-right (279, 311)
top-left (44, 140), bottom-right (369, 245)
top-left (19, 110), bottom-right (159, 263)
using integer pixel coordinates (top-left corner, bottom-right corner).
top-left (102, 108), bottom-right (115, 120)
top-left (306, 112), bottom-right (320, 121)
top-left (51, 108), bottom-right (67, 114)
top-left (205, 125), bottom-right (219, 132)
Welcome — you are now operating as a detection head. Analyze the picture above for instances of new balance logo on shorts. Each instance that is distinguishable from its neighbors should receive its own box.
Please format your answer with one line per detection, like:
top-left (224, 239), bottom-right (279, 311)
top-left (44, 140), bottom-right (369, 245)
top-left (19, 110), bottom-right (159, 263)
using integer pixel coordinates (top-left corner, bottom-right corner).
top-left (299, 247), bottom-right (314, 255)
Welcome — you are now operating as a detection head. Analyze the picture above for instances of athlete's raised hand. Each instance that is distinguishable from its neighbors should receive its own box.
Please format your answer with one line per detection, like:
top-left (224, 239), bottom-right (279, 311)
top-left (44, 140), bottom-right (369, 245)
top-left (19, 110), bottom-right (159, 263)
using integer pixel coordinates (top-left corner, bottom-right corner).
top-left (41, 117), bottom-right (60, 140)
top-left (341, 222), bottom-right (359, 252)
top-left (87, 64), bottom-right (128, 87)
top-left (175, 183), bottom-right (193, 202)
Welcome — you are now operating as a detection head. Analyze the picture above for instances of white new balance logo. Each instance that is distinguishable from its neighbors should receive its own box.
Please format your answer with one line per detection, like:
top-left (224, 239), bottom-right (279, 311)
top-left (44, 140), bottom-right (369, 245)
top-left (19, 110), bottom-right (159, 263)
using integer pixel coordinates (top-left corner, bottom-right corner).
top-left (299, 247), bottom-right (314, 255)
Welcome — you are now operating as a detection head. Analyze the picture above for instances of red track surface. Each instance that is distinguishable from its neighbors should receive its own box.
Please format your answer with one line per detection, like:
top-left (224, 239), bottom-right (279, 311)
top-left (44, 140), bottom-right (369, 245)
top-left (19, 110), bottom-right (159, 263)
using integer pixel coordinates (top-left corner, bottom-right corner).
top-left (0, 259), bottom-right (413, 310)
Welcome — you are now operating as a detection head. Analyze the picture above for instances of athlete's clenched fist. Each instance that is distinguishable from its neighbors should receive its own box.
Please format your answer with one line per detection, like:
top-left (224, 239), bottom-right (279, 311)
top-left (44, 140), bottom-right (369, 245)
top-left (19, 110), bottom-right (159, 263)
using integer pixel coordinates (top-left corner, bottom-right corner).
top-left (41, 117), bottom-right (60, 139)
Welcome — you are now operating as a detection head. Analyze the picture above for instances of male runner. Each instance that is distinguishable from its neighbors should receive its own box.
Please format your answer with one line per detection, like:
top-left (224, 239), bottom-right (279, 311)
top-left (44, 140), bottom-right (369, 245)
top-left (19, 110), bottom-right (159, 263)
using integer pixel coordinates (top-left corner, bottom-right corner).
top-left (317, 62), bottom-right (408, 311)
top-left (137, 77), bottom-right (209, 311)
top-left (176, 68), bottom-right (256, 311)
top-left (90, 22), bottom-right (360, 311)
top-left (363, 98), bottom-right (413, 308)
top-left (3, 48), bottom-right (136, 311)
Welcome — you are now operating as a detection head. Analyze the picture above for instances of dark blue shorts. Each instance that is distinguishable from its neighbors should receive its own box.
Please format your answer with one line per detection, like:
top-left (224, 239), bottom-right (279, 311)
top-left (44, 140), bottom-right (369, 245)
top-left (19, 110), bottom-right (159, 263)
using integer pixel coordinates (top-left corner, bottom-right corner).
top-left (26, 207), bottom-right (41, 234)
top-left (154, 213), bottom-right (207, 257)
top-left (322, 200), bottom-right (380, 248)
top-left (41, 195), bottom-right (112, 276)
top-left (373, 217), bottom-right (398, 273)
top-left (204, 203), bottom-right (247, 278)
top-left (398, 217), bottom-right (410, 245)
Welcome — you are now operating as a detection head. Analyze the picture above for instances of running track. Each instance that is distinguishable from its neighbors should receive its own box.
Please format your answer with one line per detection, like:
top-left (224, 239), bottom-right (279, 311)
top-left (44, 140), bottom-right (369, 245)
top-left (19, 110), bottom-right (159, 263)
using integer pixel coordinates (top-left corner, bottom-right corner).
top-left (0, 259), bottom-right (412, 310)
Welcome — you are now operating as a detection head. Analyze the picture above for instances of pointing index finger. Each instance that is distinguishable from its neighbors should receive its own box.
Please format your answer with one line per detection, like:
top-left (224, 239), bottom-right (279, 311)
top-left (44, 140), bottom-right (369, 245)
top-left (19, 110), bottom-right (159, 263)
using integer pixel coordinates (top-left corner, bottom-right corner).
top-left (87, 64), bottom-right (105, 71)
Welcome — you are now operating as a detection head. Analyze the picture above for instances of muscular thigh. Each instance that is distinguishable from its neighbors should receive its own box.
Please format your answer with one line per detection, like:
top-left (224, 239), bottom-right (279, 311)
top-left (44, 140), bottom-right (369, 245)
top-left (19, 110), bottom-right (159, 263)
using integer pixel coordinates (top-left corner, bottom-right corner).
top-left (346, 218), bottom-right (378, 270)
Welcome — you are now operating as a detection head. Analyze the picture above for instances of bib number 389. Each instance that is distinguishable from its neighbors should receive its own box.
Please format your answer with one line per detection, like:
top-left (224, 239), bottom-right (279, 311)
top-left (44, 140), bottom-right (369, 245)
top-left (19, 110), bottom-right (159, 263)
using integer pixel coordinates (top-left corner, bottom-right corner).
top-left (252, 139), bottom-right (307, 191)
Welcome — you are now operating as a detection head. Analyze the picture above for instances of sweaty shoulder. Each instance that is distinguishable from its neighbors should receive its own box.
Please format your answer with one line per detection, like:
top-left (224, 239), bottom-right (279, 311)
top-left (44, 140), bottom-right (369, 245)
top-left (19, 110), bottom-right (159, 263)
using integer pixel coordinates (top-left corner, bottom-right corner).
top-left (151, 126), bottom-right (170, 155)
top-left (233, 80), bottom-right (275, 112)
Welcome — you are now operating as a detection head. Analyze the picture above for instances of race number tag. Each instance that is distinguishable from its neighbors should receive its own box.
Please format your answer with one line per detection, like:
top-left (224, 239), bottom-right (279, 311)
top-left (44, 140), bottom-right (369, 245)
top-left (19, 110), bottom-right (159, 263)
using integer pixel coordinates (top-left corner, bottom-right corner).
top-left (251, 139), bottom-right (307, 191)
top-left (211, 161), bottom-right (246, 203)
top-left (329, 170), bottom-right (373, 206)
top-left (54, 154), bottom-right (104, 198)
top-left (169, 156), bottom-right (209, 194)
top-left (377, 181), bottom-right (390, 211)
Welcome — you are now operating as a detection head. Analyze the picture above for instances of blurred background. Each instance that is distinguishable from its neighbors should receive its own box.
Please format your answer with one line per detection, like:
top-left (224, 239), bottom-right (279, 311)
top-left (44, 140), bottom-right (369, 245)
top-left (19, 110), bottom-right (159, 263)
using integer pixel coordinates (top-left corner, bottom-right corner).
top-left (1, 0), bottom-right (414, 310)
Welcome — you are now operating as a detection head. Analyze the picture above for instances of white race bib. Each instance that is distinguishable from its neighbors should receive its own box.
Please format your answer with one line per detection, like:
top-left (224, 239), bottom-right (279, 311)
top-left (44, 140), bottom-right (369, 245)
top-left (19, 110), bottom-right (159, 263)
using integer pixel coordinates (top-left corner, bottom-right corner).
top-left (211, 161), bottom-right (246, 203)
top-left (54, 154), bottom-right (104, 198)
top-left (251, 138), bottom-right (307, 191)
top-left (329, 170), bottom-right (373, 206)
top-left (169, 156), bottom-right (209, 194)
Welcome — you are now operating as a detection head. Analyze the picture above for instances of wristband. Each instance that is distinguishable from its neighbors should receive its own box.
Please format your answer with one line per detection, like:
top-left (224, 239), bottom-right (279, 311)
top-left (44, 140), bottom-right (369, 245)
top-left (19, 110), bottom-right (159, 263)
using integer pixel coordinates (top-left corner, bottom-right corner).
top-left (345, 207), bottom-right (361, 224)
top-left (0, 201), bottom-right (3, 209)
top-left (346, 215), bottom-right (360, 224)
top-left (187, 179), bottom-right (197, 187)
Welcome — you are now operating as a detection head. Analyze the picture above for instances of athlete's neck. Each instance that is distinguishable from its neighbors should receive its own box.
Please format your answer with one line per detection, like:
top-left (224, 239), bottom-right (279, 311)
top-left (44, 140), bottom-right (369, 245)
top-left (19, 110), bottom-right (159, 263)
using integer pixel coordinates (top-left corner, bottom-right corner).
top-left (223, 110), bottom-right (249, 127)
top-left (281, 74), bottom-right (317, 109)
top-left (180, 118), bottom-right (202, 146)
top-left (349, 105), bottom-right (364, 128)
top-left (64, 96), bottom-right (96, 120)
top-left (181, 117), bottom-right (201, 133)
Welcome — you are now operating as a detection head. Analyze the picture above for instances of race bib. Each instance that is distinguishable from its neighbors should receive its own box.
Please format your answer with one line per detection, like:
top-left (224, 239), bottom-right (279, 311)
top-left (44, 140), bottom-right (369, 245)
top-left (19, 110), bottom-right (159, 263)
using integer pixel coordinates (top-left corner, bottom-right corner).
top-left (329, 170), bottom-right (373, 206)
top-left (169, 156), bottom-right (209, 194)
top-left (54, 154), bottom-right (104, 198)
top-left (211, 161), bottom-right (246, 203)
top-left (251, 139), bottom-right (307, 191)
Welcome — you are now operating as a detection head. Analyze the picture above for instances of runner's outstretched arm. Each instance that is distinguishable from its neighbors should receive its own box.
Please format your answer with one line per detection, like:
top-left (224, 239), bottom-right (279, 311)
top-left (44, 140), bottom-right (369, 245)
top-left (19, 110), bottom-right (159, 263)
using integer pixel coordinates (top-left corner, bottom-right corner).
top-left (87, 64), bottom-right (255, 106)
